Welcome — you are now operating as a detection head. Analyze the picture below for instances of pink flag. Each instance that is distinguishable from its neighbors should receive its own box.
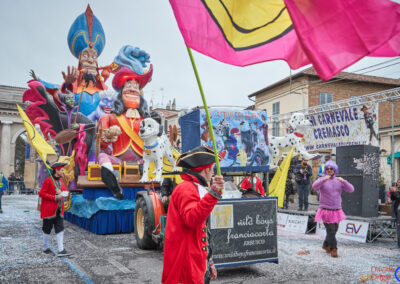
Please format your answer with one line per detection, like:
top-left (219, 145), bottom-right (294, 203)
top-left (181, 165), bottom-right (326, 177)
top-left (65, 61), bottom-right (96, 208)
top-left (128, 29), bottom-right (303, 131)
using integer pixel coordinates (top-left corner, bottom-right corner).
top-left (169, 0), bottom-right (309, 69)
top-left (169, 0), bottom-right (400, 81)
top-left (284, 0), bottom-right (400, 80)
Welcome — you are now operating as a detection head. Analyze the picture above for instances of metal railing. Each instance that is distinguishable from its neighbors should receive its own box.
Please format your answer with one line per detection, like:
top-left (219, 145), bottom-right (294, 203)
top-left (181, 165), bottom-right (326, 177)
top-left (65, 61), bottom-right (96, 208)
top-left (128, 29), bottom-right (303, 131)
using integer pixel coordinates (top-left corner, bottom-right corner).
top-left (5, 181), bottom-right (36, 195)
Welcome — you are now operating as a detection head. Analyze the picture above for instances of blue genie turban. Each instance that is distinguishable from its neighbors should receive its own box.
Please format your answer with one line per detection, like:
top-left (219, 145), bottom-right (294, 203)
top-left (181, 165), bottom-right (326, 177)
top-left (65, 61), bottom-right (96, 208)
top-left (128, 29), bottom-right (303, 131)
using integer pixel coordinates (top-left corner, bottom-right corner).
top-left (67, 5), bottom-right (105, 59)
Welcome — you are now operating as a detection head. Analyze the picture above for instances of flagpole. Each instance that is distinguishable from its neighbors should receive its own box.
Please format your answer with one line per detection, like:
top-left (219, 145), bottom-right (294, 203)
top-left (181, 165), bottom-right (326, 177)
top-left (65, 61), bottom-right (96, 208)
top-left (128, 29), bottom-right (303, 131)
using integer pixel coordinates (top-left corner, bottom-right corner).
top-left (185, 46), bottom-right (221, 176)
top-left (44, 166), bottom-right (60, 191)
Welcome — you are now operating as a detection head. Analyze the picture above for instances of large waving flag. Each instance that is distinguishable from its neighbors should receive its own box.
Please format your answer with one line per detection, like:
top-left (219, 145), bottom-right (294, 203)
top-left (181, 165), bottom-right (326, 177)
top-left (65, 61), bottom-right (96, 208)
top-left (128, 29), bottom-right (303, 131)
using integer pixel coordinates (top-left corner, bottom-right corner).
top-left (17, 104), bottom-right (57, 167)
top-left (169, 0), bottom-right (400, 81)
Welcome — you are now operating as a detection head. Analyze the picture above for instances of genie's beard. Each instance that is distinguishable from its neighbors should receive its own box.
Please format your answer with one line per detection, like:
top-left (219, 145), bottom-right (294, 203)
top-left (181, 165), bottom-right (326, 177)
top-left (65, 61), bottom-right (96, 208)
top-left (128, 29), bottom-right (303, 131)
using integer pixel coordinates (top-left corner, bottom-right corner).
top-left (82, 72), bottom-right (97, 88)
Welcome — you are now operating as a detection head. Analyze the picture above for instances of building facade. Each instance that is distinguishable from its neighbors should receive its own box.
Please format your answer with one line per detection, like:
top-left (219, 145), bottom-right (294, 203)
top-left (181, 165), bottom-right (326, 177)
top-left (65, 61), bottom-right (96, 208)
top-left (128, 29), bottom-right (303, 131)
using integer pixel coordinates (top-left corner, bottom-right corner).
top-left (249, 68), bottom-right (400, 185)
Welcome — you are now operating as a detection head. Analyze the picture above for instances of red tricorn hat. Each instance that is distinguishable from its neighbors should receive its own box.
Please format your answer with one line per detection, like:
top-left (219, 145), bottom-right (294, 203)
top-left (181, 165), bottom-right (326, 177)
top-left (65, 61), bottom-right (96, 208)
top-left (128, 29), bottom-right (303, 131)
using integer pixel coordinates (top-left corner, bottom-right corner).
top-left (112, 65), bottom-right (153, 92)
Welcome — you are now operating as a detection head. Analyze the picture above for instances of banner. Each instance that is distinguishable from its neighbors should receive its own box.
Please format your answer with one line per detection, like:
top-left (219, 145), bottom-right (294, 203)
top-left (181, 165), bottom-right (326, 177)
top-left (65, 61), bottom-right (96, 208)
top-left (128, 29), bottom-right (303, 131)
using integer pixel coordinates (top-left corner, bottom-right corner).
top-left (200, 108), bottom-right (270, 170)
top-left (210, 198), bottom-right (278, 267)
top-left (303, 104), bottom-right (379, 151)
top-left (316, 220), bottom-right (369, 243)
top-left (277, 213), bottom-right (308, 234)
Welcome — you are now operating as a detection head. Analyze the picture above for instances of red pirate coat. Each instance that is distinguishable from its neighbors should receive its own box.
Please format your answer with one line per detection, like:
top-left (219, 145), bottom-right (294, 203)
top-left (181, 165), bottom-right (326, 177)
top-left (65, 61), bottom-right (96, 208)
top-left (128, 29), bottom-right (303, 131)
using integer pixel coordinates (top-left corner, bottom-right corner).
top-left (162, 174), bottom-right (218, 284)
top-left (240, 176), bottom-right (265, 196)
top-left (99, 111), bottom-right (144, 157)
top-left (39, 176), bottom-right (68, 219)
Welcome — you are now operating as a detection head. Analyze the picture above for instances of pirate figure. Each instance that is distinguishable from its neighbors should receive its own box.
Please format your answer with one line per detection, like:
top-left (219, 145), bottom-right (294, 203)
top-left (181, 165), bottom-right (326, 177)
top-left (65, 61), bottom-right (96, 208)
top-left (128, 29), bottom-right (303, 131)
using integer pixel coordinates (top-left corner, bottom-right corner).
top-left (98, 66), bottom-right (152, 199)
top-left (360, 105), bottom-right (378, 144)
top-left (162, 146), bottom-right (223, 283)
top-left (39, 160), bottom-right (71, 257)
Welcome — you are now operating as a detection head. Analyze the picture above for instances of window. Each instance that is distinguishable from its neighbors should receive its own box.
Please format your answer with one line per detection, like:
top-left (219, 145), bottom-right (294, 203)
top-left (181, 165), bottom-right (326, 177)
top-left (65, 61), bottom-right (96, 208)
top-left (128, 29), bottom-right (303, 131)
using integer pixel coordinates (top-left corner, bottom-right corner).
top-left (272, 120), bottom-right (280, 136)
top-left (319, 92), bottom-right (333, 105)
top-left (272, 102), bottom-right (280, 115)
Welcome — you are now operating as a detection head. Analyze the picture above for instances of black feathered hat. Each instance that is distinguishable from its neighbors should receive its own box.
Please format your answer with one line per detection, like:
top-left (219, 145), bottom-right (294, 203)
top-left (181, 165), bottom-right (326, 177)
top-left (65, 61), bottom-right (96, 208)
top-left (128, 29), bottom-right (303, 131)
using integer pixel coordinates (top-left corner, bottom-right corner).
top-left (176, 145), bottom-right (218, 171)
top-left (50, 161), bottom-right (67, 170)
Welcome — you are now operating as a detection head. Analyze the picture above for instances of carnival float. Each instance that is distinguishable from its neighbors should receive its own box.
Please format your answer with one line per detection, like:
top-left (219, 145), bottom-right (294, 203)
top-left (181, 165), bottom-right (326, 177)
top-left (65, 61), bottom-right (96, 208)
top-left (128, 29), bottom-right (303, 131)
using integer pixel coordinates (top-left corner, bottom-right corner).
top-left (22, 5), bottom-right (178, 239)
top-left (18, 4), bottom-right (339, 268)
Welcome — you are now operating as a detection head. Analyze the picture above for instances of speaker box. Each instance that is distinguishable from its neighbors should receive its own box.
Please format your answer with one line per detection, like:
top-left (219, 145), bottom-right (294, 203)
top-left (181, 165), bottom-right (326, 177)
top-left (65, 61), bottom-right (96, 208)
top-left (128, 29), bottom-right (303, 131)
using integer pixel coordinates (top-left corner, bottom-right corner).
top-left (336, 145), bottom-right (379, 217)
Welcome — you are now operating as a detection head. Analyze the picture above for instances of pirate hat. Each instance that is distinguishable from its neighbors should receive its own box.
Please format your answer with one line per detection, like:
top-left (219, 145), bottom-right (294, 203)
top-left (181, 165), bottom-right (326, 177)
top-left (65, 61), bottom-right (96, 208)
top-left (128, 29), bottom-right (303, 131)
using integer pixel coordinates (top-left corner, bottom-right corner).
top-left (50, 160), bottom-right (67, 170)
top-left (176, 146), bottom-right (218, 171)
top-left (112, 66), bottom-right (153, 92)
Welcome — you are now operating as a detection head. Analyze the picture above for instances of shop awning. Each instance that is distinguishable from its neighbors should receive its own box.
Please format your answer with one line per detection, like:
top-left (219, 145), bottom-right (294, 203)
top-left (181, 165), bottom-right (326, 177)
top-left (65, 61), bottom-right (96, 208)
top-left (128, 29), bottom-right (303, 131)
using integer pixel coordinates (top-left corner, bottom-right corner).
top-left (387, 152), bottom-right (400, 165)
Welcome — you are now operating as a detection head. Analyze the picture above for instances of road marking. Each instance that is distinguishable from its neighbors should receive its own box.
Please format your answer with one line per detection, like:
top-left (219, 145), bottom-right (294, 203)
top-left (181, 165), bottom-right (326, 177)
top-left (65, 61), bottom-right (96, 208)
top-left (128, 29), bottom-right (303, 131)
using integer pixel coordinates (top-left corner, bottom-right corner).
top-left (82, 240), bottom-right (98, 250)
top-left (109, 247), bottom-right (130, 252)
top-left (107, 258), bottom-right (131, 273)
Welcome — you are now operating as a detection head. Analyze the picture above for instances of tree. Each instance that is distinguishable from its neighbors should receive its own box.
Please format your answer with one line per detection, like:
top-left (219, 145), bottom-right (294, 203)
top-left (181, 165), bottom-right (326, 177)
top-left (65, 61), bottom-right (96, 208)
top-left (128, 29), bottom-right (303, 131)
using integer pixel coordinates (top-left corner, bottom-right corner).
top-left (14, 134), bottom-right (26, 176)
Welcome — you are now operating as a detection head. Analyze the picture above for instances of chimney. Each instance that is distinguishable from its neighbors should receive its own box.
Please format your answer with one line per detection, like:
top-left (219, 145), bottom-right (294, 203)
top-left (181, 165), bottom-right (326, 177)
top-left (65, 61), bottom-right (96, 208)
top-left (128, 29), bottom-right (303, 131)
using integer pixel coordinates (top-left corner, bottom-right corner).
top-left (166, 100), bottom-right (171, 110)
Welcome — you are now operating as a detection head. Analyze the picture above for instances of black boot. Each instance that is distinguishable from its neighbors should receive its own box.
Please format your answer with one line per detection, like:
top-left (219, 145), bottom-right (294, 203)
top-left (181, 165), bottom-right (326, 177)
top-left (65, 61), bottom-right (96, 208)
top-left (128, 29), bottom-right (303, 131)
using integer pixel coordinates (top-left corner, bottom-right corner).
top-left (101, 166), bottom-right (124, 200)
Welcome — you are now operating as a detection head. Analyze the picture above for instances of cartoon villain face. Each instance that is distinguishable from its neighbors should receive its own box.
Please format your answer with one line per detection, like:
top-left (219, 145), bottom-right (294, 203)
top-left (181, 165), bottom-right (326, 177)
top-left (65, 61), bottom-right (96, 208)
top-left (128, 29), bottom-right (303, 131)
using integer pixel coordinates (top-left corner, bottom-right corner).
top-left (79, 47), bottom-right (98, 75)
top-left (65, 93), bottom-right (75, 108)
top-left (122, 79), bottom-right (140, 109)
top-left (99, 96), bottom-right (114, 114)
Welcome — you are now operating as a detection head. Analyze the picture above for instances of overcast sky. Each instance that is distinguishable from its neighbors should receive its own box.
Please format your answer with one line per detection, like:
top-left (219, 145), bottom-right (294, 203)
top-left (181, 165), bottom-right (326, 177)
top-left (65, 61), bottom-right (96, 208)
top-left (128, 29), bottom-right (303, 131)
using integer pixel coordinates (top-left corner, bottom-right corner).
top-left (0, 0), bottom-right (399, 110)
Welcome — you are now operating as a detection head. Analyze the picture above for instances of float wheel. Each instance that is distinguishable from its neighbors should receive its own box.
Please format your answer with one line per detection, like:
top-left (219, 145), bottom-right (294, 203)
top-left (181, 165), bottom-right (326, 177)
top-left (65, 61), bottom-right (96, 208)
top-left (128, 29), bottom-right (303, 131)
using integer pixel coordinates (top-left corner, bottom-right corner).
top-left (134, 196), bottom-right (157, 249)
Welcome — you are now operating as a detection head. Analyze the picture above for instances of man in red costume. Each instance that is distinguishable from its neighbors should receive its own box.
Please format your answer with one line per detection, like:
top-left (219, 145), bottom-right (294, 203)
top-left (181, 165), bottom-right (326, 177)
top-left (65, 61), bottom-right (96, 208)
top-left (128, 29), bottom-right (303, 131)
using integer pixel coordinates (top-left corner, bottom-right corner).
top-left (98, 66), bottom-right (152, 199)
top-left (240, 173), bottom-right (265, 196)
top-left (39, 161), bottom-right (70, 257)
top-left (162, 146), bottom-right (224, 284)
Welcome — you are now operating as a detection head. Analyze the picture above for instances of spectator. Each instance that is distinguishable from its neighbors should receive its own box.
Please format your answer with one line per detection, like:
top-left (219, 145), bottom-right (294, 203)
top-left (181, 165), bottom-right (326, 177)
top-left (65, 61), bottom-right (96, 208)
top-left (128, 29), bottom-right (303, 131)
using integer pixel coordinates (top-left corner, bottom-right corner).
top-left (0, 171), bottom-right (8, 213)
top-left (240, 173), bottom-right (265, 196)
top-left (312, 161), bottom-right (354, 258)
top-left (160, 178), bottom-right (177, 212)
top-left (18, 176), bottom-right (26, 194)
top-left (388, 182), bottom-right (397, 219)
top-left (8, 173), bottom-right (16, 194)
top-left (378, 178), bottom-right (386, 204)
top-left (294, 158), bottom-right (312, 211)
top-left (284, 166), bottom-right (295, 209)
top-left (389, 179), bottom-right (400, 220)
top-left (318, 155), bottom-right (331, 177)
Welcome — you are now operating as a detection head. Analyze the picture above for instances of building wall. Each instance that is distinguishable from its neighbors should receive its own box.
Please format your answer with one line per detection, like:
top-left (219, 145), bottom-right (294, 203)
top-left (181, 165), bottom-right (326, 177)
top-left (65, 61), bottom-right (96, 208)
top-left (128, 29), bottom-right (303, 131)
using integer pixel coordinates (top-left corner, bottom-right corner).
top-left (308, 80), bottom-right (400, 129)
top-left (255, 78), bottom-right (309, 114)
top-left (252, 74), bottom-right (400, 186)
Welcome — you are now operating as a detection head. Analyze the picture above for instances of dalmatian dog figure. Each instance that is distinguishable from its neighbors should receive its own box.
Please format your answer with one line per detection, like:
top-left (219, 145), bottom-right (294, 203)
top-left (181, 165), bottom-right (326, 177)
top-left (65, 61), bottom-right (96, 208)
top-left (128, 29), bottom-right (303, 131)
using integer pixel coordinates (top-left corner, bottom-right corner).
top-left (139, 117), bottom-right (178, 183)
top-left (269, 113), bottom-right (319, 166)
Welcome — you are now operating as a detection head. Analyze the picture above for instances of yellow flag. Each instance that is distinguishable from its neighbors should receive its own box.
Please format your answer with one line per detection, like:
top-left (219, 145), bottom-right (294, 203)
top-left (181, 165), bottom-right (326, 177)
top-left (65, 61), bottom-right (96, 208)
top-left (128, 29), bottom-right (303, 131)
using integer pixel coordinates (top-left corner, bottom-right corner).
top-left (17, 104), bottom-right (57, 167)
top-left (268, 147), bottom-right (294, 208)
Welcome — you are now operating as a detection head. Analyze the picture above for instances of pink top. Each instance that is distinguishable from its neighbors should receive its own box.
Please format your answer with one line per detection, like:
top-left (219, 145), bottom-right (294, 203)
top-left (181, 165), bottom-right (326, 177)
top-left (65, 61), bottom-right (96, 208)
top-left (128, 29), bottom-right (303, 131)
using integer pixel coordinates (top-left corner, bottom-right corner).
top-left (312, 176), bottom-right (354, 210)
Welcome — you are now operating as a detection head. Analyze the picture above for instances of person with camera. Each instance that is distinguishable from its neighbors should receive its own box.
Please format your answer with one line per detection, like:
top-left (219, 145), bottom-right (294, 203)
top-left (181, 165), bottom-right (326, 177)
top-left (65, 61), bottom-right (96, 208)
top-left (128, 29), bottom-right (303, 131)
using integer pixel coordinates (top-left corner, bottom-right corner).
top-left (294, 158), bottom-right (312, 211)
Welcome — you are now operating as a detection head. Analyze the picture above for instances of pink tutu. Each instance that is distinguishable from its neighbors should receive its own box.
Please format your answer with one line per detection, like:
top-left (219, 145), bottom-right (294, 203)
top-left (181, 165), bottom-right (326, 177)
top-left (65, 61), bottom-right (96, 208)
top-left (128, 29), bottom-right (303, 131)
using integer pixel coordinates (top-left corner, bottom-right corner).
top-left (314, 208), bottom-right (346, 223)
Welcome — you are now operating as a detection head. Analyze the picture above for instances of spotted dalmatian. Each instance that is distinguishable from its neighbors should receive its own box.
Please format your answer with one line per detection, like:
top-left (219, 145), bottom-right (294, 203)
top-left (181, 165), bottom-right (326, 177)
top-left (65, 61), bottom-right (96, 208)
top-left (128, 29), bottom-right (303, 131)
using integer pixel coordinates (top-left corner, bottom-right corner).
top-left (139, 118), bottom-right (178, 183)
top-left (269, 113), bottom-right (319, 166)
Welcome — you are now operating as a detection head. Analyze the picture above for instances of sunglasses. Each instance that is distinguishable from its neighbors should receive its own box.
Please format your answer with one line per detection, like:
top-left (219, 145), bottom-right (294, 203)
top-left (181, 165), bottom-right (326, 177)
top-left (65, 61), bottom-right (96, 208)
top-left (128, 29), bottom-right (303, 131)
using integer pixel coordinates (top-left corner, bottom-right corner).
top-left (326, 167), bottom-right (334, 171)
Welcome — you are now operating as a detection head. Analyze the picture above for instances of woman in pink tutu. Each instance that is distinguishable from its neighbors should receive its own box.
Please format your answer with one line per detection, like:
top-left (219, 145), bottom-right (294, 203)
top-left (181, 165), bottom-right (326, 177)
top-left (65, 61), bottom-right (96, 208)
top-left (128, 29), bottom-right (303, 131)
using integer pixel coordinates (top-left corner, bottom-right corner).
top-left (312, 160), bottom-right (354, 257)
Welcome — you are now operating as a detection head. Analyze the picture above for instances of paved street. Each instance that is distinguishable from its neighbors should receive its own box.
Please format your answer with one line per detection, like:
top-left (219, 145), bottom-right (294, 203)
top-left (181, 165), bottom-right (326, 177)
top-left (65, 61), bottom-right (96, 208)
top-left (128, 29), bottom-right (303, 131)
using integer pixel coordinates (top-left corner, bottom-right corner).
top-left (0, 195), bottom-right (399, 283)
